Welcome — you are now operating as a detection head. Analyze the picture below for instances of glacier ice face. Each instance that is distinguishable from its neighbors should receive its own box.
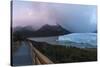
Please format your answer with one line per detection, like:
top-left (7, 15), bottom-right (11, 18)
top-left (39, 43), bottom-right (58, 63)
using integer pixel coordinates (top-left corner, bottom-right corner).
top-left (58, 33), bottom-right (97, 47)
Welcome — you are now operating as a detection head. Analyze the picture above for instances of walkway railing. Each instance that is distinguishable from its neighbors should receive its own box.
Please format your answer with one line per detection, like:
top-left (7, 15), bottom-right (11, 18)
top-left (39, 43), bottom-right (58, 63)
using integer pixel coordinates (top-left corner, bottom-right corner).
top-left (28, 41), bottom-right (54, 65)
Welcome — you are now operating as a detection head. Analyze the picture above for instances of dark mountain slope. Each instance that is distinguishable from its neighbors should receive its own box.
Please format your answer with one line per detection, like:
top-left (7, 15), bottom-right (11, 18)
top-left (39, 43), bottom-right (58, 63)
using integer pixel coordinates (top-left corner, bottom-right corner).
top-left (35, 24), bottom-right (71, 37)
top-left (13, 24), bottom-right (71, 39)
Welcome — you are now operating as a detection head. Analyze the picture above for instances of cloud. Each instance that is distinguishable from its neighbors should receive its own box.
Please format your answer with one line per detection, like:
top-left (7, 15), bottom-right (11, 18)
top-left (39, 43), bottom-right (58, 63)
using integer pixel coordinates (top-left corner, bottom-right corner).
top-left (12, 1), bottom-right (97, 32)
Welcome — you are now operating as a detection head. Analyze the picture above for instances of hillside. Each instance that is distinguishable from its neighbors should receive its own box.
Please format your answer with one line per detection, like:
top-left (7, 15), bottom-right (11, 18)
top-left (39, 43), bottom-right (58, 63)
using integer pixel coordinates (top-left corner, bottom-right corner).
top-left (12, 24), bottom-right (71, 41)
top-left (30, 40), bottom-right (97, 63)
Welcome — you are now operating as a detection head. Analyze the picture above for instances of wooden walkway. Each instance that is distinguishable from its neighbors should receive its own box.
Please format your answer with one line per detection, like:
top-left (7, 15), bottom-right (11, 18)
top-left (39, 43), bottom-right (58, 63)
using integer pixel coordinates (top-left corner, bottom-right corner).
top-left (12, 41), bottom-right (53, 66)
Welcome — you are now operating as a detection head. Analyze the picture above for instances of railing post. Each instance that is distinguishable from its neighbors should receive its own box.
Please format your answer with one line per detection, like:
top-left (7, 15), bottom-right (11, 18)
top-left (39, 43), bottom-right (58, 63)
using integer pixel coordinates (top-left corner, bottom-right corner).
top-left (28, 40), bottom-right (54, 64)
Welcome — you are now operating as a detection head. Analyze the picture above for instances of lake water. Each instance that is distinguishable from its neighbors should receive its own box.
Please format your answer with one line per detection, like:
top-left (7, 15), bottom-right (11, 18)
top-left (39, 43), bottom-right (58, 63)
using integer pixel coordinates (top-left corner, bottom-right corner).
top-left (28, 33), bottom-right (97, 48)
top-left (28, 36), bottom-right (59, 45)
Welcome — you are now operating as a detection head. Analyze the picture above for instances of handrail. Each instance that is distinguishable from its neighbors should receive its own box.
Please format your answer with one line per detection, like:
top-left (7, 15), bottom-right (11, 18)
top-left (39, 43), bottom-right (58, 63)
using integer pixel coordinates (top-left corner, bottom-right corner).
top-left (28, 41), bottom-right (54, 64)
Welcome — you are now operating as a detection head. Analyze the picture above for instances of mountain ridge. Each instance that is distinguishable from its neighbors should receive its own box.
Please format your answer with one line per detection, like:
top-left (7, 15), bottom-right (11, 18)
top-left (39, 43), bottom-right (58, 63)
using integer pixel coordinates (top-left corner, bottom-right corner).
top-left (13, 24), bottom-right (71, 38)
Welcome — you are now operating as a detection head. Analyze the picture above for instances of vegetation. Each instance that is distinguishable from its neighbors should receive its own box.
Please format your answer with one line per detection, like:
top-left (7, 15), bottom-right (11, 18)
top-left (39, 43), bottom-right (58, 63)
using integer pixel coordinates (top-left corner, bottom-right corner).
top-left (12, 29), bottom-right (26, 54)
top-left (12, 31), bottom-right (26, 41)
top-left (12, 41), bottom-right (21, 54)
top-left (31, 41), bottom-right (97, 63)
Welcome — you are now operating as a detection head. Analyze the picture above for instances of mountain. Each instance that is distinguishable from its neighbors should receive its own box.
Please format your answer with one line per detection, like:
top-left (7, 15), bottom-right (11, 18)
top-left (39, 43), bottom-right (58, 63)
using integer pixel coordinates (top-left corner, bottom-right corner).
top-left (13, 26), bottom-right (23, 32)
top-left (13, 24), bottom-right (71, 38)
top-left (13, 26), bottom-right (34, 38)
top-left (35, 24), bottom-right (71, 37)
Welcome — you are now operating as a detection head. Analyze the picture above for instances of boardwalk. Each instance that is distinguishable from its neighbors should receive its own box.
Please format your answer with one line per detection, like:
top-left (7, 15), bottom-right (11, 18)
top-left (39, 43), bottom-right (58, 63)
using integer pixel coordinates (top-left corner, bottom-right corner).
top-left (12, 41), bottom-right (33, 66)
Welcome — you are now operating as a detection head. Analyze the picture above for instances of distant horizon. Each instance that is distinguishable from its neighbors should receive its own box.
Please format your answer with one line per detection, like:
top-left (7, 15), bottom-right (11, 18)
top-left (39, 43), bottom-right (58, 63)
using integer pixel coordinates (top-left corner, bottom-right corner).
top-left (12, 23), bottom-right (97, 33)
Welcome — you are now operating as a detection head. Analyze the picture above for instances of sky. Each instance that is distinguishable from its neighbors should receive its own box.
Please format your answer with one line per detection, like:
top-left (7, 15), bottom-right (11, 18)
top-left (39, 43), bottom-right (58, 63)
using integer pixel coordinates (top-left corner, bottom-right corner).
top-left (12, 1), bottom-right (97, 33)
